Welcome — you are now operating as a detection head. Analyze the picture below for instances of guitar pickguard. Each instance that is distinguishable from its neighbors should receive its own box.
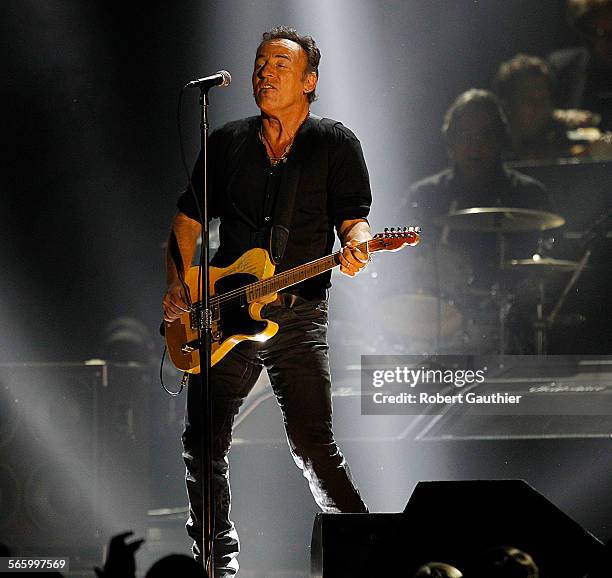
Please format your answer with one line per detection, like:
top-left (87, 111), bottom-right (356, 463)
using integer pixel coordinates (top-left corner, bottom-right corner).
top-left (212, 273), bottom-right (267, 343)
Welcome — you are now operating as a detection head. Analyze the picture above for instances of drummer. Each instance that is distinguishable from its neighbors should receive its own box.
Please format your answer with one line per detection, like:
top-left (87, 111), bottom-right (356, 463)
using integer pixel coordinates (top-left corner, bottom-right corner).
top-left (404, 89), bottom-right (553, 289)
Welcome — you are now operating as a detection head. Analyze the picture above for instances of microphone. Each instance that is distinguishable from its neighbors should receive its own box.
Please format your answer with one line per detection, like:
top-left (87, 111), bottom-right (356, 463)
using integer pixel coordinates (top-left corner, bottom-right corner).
top-left (185, 70), bottom-right (232, 90)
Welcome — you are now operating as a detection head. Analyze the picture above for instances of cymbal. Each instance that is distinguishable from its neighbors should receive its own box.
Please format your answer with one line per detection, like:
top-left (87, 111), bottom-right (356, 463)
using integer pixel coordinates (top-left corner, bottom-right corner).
top-left (503, 257), bottom-right (582, 273)
top-left (435, 207), bottom-right (565, 232)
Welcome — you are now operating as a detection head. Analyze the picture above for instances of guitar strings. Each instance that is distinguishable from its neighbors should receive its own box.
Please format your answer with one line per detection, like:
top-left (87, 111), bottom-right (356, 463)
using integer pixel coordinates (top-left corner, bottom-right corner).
top-left (204, 237), bottom-right (378, 306)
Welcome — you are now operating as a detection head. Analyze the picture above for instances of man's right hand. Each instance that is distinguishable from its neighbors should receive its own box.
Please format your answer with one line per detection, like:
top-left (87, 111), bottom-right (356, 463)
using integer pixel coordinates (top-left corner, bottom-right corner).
top-left (163, 280), bottom-right (191, 323)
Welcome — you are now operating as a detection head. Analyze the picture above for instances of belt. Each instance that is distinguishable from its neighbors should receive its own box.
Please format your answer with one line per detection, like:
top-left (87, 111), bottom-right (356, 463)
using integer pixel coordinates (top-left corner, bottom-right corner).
top-left (267, 292), bottom-right (304, 308)
top-left (267, 286), bottom-right (327, 308)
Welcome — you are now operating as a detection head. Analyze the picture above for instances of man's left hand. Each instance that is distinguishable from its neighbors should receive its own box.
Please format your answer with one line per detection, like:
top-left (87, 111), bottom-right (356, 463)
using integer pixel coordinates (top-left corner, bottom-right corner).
top-left (339, 240), bottom-right (369, 277)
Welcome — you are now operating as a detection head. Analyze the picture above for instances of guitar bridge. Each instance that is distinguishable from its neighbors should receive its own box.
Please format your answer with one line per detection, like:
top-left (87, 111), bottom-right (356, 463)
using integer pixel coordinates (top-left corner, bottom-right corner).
top-left (190, 302), bottom-right (220, 331)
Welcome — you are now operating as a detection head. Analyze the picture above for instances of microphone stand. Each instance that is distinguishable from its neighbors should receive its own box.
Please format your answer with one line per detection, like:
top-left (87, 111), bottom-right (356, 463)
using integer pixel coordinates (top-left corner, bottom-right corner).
top-left (197, 87), bottom-right (214, 578)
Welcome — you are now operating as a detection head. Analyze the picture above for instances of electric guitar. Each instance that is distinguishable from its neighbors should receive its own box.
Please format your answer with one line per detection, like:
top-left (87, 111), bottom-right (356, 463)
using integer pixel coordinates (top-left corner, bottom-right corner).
top-left (165, 228), bottom-right (420, 373)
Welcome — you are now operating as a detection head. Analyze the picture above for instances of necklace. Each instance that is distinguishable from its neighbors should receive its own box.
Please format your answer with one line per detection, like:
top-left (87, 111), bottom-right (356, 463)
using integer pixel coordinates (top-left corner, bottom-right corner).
top-left (259, 113), bottom-right (309, 166)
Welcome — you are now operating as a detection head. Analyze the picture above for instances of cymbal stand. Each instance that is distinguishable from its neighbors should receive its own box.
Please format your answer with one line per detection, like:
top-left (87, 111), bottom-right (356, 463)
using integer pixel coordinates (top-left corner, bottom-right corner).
top-left (534, 278), bottom-right (547, 356)
top-left (546, 249), bottom-right (592, 330)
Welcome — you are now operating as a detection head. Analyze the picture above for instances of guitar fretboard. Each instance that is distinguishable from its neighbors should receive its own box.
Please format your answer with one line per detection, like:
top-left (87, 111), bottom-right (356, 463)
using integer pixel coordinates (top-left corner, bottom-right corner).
top-left (246, 253), bottom-right (340, 302)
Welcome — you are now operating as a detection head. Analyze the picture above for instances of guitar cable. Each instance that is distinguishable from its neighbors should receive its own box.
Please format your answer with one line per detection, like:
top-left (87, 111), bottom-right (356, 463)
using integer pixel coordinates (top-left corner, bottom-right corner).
top-left (158, 345), bottom-right (186, 396)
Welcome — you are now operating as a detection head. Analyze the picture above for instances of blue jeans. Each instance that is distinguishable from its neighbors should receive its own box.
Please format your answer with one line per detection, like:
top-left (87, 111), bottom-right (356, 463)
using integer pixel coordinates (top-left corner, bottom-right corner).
top-left (182, 295), bottom-right (368, 577)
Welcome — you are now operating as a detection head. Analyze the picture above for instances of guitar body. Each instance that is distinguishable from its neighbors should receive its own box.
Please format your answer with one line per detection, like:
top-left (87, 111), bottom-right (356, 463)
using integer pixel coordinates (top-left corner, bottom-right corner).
top-left (164, 248), bottom-right (279, 374)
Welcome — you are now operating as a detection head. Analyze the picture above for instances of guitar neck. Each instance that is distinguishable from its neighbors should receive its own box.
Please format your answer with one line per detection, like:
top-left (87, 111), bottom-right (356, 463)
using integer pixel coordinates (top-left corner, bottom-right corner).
top-left (245, 251), bottom-right (342, 302)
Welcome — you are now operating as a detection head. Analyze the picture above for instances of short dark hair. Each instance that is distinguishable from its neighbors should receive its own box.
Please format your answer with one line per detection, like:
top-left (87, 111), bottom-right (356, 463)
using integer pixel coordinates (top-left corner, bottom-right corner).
top-left (260, 26), bottom-right (321, 103)
top-left (442, 88), bottom-right (509, 144)
top-left (493, 54), bottom-right (553, 104)
top-left (567, 0), bottom-right (612, 30)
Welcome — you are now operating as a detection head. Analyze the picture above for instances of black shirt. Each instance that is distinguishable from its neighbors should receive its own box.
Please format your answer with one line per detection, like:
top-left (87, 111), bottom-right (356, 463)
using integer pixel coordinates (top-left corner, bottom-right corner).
top-left (177, 115), bottom-right (371, 297)
top-left (403, 166), bottom-right (552, 290)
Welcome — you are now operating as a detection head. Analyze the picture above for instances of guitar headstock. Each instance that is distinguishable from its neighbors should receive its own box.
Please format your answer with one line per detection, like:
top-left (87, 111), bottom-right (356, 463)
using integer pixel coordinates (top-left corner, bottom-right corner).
top-left (369, 226), bottom-right (421, 252)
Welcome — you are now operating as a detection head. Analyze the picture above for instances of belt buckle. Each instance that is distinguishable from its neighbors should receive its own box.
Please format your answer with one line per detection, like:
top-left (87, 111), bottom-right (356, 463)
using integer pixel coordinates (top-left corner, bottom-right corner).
top-left (285, 293), bottom-right (300, 309)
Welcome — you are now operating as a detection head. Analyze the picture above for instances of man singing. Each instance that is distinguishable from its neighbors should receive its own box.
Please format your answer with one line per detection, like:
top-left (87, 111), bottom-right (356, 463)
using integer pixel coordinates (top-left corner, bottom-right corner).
top-left (162, 27), bottom-right (371, 577)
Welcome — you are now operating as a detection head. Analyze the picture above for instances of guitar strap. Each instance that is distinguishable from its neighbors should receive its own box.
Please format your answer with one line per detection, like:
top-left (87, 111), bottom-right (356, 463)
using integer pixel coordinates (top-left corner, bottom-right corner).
top-left (269, 160), bottom-right (300, 265)
top-left (269, 114), bottom-right (332, 265)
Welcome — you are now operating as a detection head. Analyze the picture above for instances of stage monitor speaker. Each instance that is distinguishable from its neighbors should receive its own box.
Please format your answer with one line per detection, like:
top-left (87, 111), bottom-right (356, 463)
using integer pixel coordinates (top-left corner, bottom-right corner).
top-left (0, 361), bottom-right (150, 558)
top-left (311, 480), bottom-right (605, 578)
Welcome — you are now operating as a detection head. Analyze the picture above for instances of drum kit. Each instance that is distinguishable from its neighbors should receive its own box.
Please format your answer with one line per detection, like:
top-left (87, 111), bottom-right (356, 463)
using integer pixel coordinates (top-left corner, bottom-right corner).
top-left (379, 206), bottom-right (588, 355)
